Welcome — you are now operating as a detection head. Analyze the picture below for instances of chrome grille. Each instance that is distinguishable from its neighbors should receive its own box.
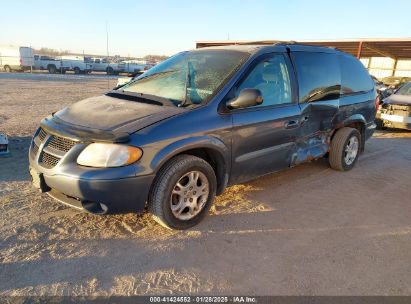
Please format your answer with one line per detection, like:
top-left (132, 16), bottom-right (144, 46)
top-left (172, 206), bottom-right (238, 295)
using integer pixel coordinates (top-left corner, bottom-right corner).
top-left (48, 136), bottom-right (76, 153)
top-left (31, 142), bottom-right (39, 157)
top-left (32, 127), bottom-right (78, 169)
top-left (40, 152), bottom-right (60, 168)
top-left (38, 128), bottom-right (47, 141)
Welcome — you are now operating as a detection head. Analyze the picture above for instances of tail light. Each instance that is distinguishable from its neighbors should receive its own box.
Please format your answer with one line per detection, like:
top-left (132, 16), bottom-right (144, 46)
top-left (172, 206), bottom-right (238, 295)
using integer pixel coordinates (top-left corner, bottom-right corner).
top-left (144, 66), bottom-right (149, 71)
top-left (375, 95), bottom-right (380, 110)
top-left (20, 58), bottom-right (22, 65)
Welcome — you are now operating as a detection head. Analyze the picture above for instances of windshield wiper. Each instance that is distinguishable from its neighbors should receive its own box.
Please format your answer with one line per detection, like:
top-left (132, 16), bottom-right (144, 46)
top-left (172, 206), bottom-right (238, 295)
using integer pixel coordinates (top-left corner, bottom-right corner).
top-left (106, 90), bottom-right (177, 107)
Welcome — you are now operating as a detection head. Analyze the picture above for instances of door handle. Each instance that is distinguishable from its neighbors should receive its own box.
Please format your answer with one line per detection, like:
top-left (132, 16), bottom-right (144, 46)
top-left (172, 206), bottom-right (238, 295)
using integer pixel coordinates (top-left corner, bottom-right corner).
top-left (285, 120), bottom-right (299, 129)
top-left (300, 115), bottom-right (309, 125)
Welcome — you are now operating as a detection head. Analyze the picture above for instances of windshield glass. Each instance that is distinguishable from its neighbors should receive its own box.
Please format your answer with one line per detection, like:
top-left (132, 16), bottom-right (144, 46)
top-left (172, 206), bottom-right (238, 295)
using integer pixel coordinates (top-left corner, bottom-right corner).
top-left (121, 50), bottom-right (249, 106)
top-left (396, 82), bottom-right (411, 95)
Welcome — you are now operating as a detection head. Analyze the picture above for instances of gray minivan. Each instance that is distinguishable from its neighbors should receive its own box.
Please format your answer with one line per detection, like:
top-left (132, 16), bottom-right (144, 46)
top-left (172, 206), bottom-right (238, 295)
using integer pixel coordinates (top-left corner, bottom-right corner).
top-left (29, 43), bottom-right (377, 229)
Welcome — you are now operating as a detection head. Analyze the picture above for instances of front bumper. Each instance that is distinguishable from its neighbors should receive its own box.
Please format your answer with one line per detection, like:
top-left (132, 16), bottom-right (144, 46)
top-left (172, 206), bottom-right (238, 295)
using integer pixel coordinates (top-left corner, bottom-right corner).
top-left (28, 127), bottom-right (155, 214)
top-left (31, 168), bottom-right (154, 214)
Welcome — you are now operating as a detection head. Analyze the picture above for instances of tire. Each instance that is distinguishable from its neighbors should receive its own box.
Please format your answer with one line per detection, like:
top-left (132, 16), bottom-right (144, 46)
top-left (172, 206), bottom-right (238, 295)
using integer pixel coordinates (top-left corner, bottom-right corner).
top-left (74, 67), bottom-right (80, 74)
top-left (106, 67), bottom-right (114, 75)
top-left (329, 127), bottom-right (361, 171)
top-left (4, 65), bottom-right (11, 73)
top-left (61, 70), bottom-right (66, 74)
top-left (48, 65), bottom-right (56, 74)
top-left (148, 155), bottom-right (217, 230)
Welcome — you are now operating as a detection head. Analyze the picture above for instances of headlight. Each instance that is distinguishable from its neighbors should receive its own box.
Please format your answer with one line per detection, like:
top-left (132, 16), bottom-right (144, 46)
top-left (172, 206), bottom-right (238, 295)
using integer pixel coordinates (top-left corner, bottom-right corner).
top-left (77, 143), bottom-right (143, 168)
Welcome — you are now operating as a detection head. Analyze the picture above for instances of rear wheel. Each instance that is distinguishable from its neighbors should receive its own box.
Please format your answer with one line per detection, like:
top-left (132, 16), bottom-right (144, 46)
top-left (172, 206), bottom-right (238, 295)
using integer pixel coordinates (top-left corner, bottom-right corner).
top-left (148, 155), bottom-right (217, 230)
top-left (48, 65), bottom-right (56, 74)
top-left (329, 127), bottom-right (361, 171)
top-left (4, 65), bottom-right (11, 72)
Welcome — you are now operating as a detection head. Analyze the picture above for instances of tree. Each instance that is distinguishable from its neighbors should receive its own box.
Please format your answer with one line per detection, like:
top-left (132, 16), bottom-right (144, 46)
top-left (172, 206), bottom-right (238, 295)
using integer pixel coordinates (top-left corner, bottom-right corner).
top-left (143, 54), bottom-right (169, 63)
top-left (33, 48), bottom-right (71, 56)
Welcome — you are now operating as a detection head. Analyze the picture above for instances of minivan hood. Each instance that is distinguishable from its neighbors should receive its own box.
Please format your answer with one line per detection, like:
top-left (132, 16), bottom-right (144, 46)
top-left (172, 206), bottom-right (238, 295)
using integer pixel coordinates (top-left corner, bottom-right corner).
top-left (384, 94), bottom-right (411, 106)
top-left (53, 95), bottom-right (184, 134)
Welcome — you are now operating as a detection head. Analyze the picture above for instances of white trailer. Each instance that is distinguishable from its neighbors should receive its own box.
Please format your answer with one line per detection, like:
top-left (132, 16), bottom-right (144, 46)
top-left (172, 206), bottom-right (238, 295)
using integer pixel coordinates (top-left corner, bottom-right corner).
top-left (0, 46), bottom-right (34, 72)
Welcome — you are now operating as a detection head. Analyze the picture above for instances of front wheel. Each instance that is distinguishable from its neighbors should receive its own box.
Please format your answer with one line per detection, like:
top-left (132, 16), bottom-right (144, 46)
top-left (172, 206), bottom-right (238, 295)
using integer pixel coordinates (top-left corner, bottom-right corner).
top-left (329, 127), bottom-right (361, 171)
top-left (106, 67), bottom-right (114, 75)
top-left (148, 155), bottom-right (217, 230)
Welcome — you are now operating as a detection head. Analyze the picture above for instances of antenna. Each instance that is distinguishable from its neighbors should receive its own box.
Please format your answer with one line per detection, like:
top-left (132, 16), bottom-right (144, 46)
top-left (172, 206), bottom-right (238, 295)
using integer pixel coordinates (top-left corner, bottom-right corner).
top-left (106, 21), bottom-right (110, 89)
top-left (106, 21), bottom-right (109, 58)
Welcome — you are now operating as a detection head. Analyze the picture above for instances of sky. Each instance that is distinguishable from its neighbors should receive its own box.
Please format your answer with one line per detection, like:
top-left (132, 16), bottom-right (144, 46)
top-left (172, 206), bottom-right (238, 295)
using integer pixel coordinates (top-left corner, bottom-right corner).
top-left (1, 0), bottom-right (411, 57)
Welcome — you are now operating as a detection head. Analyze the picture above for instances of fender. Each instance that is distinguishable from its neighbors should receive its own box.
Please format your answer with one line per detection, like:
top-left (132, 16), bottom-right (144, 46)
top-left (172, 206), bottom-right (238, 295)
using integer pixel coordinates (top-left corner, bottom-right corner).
top-left (151, 135), bottom-right (230, 174)
top-left (335, 113), bottom-right (367, 151)
top-left (342, 113), bottom-right (367, 126)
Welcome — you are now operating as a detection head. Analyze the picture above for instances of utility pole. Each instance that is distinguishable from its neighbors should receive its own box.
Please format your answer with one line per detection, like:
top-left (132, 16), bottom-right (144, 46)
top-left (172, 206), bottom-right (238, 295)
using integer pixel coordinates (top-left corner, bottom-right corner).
top-left (106, 21), bottom-right (110, 89)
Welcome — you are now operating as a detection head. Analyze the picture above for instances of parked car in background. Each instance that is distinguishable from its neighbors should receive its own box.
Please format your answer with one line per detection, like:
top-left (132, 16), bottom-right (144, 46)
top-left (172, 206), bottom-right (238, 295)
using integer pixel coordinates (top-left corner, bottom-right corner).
top-left (115, 71), bottom-right (145, 88)
top-left (372, 75), bottom-right (392, 101)
top-left (90, 58), bottom-right (125, 75)
top-left (33, 55), bottom-right (70, 74)
top-left (376, 81), bottom-right (411, 130)
top-left (372, 75), bottom-right (387, 91)
top-left (0, 133), bottom-right (9, 156)
top-left (0, 46), bottom-right (34, 72)
top-left (29, 44), bottom-right (377, 229)
top-left (381, 76), bottom-right (411, 89)
top-left (121, 60), bottom-right (153, 74)
top-left (61, 56), bottom-right (92, 74)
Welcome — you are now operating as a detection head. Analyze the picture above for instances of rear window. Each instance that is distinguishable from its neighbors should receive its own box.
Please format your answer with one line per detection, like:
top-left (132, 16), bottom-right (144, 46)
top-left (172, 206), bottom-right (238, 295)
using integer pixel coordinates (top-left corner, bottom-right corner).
top-left (292, 52), bottom-right (341, 102)
top-left (340, 54), bottom-right (373, 94)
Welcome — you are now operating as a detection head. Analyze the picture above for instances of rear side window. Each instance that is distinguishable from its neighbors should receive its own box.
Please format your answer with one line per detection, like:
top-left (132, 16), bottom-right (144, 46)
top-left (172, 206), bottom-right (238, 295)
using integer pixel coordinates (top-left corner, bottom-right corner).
top-left (340, 54), bottom-right (373, 94)
top-left (292, 52), bottom-right (341, 102)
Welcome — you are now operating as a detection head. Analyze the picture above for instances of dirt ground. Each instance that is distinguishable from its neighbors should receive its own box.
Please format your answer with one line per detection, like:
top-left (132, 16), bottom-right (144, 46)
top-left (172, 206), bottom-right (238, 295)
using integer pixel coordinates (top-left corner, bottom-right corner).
top-left (1, 73), bottom-right (411, 296)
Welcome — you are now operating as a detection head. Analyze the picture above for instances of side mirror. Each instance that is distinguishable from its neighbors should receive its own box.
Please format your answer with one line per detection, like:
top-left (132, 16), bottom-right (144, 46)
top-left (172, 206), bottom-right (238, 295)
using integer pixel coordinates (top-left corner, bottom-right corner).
top-left (227, 88), bottom-right (263, 109)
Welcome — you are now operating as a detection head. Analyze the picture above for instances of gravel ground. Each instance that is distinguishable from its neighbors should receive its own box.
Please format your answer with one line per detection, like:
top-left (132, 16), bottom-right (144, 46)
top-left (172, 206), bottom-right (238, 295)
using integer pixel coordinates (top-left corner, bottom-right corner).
top-left (1, 73), bottom-right (411, 296)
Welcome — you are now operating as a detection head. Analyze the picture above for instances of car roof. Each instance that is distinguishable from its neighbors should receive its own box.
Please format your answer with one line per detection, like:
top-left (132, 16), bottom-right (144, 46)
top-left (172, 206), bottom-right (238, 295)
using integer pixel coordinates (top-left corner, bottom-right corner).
top-left (192, 43), bottom-right (338, 55)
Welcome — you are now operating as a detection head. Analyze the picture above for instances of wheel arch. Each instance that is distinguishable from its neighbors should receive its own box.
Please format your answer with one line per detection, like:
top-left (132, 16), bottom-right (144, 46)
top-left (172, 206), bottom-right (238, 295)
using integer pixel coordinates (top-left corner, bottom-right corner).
top-left (332, 114), bottom-right (366, 152)
top-left (150, 136), bottom-right (230, 195)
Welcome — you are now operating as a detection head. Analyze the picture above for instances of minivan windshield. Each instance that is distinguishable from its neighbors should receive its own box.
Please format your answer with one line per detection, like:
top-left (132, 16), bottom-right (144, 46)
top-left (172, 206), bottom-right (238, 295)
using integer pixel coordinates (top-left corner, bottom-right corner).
top-left (120, 50), bottom-right (249, 106)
